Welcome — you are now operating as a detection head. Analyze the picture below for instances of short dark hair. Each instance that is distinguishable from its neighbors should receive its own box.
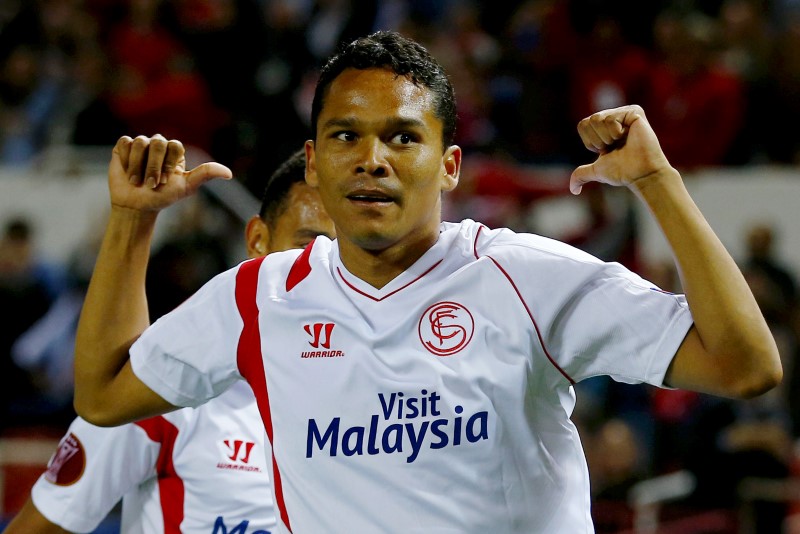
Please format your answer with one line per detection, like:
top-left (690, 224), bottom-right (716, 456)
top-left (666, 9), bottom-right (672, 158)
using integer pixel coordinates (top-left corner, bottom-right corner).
top-left (311, 31), bottom-right (456, 148)
top-left (258, 149), bottom-right (307, 227)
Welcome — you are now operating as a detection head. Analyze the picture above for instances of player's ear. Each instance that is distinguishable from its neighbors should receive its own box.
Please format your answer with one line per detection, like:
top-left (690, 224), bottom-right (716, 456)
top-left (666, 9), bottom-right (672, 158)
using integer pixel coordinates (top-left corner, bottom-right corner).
top-left (245, 215), bottom-right (270, 258)
top-left (441, 144), bottom-right (461, 193)
top-left (305, 140), bottom-right (318, 188)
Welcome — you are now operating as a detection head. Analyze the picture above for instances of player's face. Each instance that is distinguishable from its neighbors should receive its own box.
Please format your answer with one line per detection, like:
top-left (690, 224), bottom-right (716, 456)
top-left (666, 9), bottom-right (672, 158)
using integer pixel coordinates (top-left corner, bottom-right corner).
top-left (306, 68), bottom-right (460, 258)
top-left (246, 182), bottom-right (335, 258)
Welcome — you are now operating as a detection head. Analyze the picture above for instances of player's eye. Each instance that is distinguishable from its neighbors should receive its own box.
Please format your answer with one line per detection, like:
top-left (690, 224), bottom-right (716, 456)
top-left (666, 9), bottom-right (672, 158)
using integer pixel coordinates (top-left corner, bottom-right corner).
top-left (334, 131), bottom-right (357, 142)
top-left (391, 132), bottom-right (415, 145)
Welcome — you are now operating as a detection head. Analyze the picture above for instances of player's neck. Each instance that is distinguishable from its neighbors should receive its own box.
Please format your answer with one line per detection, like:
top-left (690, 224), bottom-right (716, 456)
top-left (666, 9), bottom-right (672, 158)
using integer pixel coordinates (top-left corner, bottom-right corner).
top-left (338, 229), bottom-right (440, 289)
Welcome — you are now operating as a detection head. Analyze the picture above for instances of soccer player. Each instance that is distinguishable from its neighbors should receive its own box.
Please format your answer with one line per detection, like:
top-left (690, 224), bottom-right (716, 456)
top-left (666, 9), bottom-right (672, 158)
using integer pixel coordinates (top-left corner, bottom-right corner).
top-left (3, 150), bottom-right (334, 533)
top-left (72, 32), bottom-right (781, 533)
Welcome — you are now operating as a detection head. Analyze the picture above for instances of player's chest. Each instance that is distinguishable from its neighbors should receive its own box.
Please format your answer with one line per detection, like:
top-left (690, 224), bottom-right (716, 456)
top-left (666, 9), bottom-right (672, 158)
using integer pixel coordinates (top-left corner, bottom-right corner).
top-left (266, 269), bottom-right (535, 368)
top-left (255, 271), bottom-right (540, 439)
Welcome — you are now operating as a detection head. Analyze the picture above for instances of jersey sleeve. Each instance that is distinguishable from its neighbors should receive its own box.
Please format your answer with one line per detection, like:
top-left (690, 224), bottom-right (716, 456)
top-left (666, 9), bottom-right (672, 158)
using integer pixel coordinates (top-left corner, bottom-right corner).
top-left (488, 231), bottom-right (693, 386)
top-left (30, 417), bottom-right (161, 533)
top-left (130, 264), bottom-right (245, 407)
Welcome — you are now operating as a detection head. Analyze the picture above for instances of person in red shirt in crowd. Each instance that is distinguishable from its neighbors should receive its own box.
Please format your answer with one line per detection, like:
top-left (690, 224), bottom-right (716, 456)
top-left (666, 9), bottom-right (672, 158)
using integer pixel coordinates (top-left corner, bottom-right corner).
top-left (566, 9), bottom-right (652, 132)
top-left (644, 9), bottom-right (745, 170)
top-left (105, 0), bottom-right (226, 154)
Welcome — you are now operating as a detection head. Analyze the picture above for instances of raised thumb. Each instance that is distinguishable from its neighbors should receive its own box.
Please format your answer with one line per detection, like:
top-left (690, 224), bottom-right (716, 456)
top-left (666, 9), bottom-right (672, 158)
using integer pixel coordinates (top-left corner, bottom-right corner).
top-left (186, 162), bottom-right (233, 188)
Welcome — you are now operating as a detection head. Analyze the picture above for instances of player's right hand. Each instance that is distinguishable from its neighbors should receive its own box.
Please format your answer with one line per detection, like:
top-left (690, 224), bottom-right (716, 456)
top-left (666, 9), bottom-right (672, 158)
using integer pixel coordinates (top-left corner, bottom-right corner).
top-left (108, 134), bottom-right (232, 212)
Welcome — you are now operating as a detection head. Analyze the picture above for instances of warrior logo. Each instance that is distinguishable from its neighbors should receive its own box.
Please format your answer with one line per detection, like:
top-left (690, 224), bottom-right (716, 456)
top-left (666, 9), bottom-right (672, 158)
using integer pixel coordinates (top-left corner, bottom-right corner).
top-left (418, 301), bottom-right (474, 356)
top-left (44, 432), bottom-right (86, 486)
top-left (224, 439), bottom-right (255, 463)
top-left (301, 322), bottom-right (344, 358)
top-left (218, 439), bottom-right (261, 472)
top-left (304, 322), bottom-right (335, 349)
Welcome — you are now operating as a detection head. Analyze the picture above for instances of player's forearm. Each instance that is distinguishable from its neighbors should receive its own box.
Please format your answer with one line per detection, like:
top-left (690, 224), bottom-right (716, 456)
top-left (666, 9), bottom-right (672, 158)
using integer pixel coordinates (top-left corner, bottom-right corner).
top-left (632, 168), bottom-right (781, 395)
top-left (73, 206), bottom-right (157, 422)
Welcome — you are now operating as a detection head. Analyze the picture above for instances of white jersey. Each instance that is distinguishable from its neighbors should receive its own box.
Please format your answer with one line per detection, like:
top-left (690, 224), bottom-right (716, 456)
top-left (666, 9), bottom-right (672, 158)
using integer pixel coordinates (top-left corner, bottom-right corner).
top-left (131, 219), bottom-right (693, 534)
top-left (30, 381), bottom-right (275, 534)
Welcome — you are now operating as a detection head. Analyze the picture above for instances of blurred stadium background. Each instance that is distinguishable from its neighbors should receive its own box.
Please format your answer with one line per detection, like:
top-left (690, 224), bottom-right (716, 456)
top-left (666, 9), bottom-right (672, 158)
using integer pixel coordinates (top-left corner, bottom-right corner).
top-left (2, 1), bottom-right (800, 532)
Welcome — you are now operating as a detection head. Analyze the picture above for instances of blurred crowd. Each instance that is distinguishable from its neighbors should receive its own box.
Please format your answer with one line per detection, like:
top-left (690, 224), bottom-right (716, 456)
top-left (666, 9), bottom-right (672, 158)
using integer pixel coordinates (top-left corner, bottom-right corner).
top-left (3, 0), bottom-right (800, 531)
top-left (4, 0), bottom-right (800, 189)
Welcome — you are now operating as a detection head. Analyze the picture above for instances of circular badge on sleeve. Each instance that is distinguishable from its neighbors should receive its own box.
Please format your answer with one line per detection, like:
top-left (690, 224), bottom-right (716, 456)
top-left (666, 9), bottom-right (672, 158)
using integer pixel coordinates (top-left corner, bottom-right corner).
top-left (44, 432), bottom-right (86, 486)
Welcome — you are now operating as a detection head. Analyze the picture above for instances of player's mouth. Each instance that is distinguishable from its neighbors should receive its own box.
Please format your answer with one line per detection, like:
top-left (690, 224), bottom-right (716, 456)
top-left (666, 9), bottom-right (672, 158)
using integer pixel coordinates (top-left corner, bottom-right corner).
top-left (346, 189), bottom-right (396, 205)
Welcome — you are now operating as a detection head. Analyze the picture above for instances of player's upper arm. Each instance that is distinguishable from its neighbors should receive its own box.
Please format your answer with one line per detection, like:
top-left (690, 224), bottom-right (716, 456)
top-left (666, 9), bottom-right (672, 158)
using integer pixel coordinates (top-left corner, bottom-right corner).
top-left (664, 325), bottom-right (781, 399)
top-left (2, 499), bottom-right (71, 534)
top-left (74, 359), bottom-right (178, 427)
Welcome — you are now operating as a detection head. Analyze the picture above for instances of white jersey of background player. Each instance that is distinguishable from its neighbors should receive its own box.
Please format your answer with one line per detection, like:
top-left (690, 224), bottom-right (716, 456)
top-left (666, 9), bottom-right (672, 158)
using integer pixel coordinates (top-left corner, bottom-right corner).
top-left (71, 32), bottom-right (781, 534)
top-left (29, 382), bottom-right (269, 534)
top-left (4, 151), bottom-right (335, 534)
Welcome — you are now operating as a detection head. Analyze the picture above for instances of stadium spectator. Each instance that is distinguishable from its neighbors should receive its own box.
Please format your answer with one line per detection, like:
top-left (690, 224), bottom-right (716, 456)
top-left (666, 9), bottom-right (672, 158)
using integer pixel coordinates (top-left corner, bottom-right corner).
top-left (104, 0), bottom-right (226, 154)
top-left (644, 9), bottom-right (746, 169)
top-left (0, 217), bottom-right (63, 429)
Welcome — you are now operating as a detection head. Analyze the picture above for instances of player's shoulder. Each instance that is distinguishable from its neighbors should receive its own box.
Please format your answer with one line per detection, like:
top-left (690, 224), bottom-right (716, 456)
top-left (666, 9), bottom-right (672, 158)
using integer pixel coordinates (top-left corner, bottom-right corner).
top-left (453, 219), bottom-right (603, 267)
top-left (255, 236), bottom-right (334, 294)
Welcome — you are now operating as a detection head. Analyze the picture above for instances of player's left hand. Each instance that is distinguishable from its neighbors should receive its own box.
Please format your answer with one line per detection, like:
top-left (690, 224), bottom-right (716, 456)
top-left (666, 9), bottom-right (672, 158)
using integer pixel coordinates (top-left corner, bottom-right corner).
top-left (570, 105), bottom-right (673, 195)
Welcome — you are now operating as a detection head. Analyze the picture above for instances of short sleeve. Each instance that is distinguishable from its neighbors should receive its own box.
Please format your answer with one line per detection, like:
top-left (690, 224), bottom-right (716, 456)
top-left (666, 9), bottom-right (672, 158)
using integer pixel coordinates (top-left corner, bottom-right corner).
top-left (487, 232), bottom-right (693, 386)
top-left (30, 417), bottom-right (160, 533)
top-left (547, 262), bottom-right (694, 385)
top-left (130, 265), bottom-right (245, 407)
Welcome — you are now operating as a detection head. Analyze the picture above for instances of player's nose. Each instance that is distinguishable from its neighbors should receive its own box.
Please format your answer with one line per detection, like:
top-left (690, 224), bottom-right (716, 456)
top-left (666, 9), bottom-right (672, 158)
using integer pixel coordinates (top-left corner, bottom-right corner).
top-left (354, 138), bottom-right (389, 177)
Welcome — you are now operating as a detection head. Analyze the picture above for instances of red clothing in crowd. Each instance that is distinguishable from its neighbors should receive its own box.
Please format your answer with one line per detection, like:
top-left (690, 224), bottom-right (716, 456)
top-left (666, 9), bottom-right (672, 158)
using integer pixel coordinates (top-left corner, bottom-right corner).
top-left (645, 63), bottom-right (744, 170)
top-left (106, 14), bottom-right (225, 152)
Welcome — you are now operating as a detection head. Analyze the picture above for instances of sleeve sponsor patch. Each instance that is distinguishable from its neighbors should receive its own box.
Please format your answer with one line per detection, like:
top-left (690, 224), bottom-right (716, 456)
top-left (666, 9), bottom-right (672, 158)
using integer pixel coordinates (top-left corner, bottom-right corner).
top-left (44, 432), bottom-right (86, 486)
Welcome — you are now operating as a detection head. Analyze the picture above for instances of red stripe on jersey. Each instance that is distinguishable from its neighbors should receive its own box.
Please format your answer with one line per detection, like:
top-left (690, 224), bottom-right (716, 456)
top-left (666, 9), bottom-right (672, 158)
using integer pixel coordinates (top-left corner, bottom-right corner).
top-left (336, 260), bottom-right (442, 301)
top-left (235, 256), bottom-right (293, 532)
top-left (486, 256), bottom-right (576, 385)
top-left (472, 225), bottom-right (485, 259)
top-left (286, 240), bottom-right (315, 291)
top-left (135, 416), bottom-right (183, 532)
